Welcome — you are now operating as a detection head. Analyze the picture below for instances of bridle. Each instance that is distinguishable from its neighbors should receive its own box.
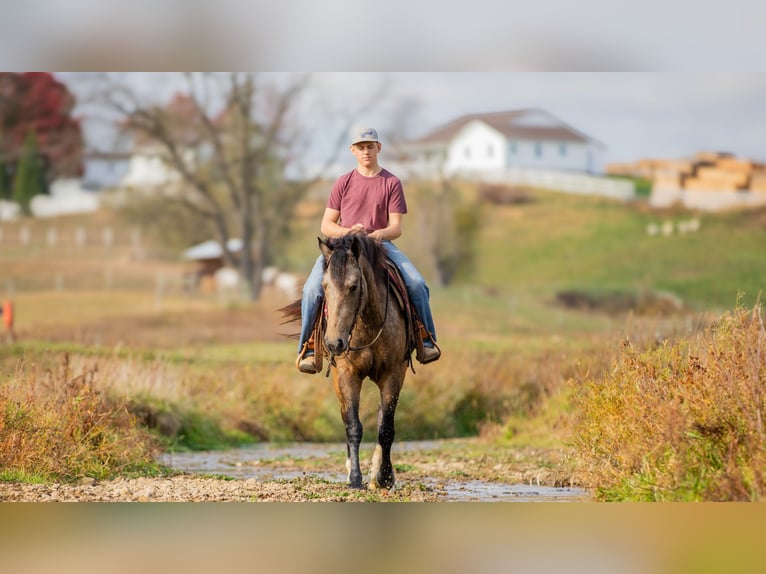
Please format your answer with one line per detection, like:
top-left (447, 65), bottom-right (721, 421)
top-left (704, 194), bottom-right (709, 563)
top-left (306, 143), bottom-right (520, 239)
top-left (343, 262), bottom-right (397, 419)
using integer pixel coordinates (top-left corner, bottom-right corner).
top-left (324, 249), bottom-right (391, 373)
top-left (347, 263), bottom-right (390, 352)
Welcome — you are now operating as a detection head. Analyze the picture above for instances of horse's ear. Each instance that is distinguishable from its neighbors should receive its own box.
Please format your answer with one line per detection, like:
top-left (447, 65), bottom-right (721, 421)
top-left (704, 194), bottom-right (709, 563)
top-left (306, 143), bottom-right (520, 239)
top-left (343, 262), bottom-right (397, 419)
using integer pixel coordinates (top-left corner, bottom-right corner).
top-left (318, 236), bottom-right (332, 260)
top-left (350, 235), bottom-right (362, 259)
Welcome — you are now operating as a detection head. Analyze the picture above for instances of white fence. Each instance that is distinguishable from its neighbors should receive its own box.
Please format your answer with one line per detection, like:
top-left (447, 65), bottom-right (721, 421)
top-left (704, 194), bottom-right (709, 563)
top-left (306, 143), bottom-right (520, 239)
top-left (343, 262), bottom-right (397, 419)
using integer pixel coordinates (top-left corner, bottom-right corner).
top-left (384, 159), bottom-right (636, 202)
top-left (457, 167), bottom-right (636, 201)
top-left (0, 223), bottom-right (142, 252)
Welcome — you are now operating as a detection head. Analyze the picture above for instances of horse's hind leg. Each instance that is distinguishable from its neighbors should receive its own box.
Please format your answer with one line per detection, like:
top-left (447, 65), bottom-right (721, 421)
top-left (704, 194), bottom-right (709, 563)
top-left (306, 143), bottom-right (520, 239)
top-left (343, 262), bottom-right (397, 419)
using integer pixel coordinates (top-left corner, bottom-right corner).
top-left (369, 378), bottom-right (402, 490)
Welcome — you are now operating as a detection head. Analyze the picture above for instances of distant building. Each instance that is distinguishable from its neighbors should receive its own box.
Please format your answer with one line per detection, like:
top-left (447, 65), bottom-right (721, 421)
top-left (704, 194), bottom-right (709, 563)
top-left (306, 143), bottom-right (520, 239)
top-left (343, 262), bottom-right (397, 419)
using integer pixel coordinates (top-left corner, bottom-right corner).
top-left (391, 109), bottom-right (632, 201)
top-left (182, 238), bottom-right (243, 293)
top-left (120, 142), bottom-right (185, 189)
top-left (30, 179), bottom-right (100, 217)
top-left (398, 109), bottom-right (606, 178)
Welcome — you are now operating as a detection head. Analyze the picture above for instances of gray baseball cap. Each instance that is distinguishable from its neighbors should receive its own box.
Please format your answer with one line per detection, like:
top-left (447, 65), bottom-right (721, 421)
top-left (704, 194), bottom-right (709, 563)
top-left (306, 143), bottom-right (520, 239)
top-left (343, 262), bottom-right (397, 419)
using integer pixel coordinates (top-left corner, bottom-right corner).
top-left (351, 127), bottom-right (379, 145)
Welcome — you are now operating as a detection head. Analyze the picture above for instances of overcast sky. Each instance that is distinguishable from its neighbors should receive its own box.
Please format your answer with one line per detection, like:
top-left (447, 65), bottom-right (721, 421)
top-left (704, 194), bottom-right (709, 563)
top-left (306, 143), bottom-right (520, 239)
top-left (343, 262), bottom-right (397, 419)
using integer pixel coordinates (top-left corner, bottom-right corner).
top-left (316, 73), bottom-right (766, 164)
top-left (67, 73), bottom-right (766, 168)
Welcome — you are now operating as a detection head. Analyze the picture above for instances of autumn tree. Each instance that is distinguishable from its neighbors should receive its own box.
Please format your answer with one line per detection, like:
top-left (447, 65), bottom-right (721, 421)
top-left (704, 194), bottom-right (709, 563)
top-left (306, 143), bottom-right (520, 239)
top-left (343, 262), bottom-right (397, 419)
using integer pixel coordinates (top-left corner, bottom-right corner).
top-left (91, 72), bottom-right (380, 300)
top-left (0, 72), bottom-right (84, 194)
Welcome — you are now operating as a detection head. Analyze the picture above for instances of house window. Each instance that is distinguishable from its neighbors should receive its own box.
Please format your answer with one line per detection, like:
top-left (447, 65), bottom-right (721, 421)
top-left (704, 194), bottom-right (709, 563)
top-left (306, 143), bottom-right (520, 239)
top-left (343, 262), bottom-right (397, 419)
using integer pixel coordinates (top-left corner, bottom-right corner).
top-left (487, 144), bottom-right (494, 157)
top-left (464, 146), bottom-right (471, 159)
top-left (560, 143), bottom-right (567, 156)
top-left (535, 143), bottom-right (542, 158)
top-left (510, 142), bottom-right (517, 154)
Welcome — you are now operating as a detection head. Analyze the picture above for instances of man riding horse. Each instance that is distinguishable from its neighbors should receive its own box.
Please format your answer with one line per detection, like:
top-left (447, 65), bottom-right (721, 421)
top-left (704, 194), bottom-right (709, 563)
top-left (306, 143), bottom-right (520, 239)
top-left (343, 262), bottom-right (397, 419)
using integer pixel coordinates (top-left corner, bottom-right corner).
top-left (296, 127), bottom-right (440, 374)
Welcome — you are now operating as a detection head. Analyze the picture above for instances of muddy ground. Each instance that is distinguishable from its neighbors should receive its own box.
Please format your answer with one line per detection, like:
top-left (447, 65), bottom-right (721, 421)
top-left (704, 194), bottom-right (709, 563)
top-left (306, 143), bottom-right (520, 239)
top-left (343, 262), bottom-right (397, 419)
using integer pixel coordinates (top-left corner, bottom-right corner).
top-left (0, 439), bottom-right (590, 502)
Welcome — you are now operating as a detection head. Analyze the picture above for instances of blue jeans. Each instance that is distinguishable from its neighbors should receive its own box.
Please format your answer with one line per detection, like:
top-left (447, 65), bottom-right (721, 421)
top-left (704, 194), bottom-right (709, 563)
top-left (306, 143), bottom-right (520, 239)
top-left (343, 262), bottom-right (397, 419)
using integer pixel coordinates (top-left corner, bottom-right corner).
top-left (298, 241), bottom-right (437, 352)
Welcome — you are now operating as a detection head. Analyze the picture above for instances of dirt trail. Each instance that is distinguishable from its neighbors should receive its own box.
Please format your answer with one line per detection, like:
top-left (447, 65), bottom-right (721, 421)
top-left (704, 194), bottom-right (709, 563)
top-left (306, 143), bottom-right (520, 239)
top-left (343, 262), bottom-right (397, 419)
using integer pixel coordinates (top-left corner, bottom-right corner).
top-left (0, 439), bottom-right (590, 502)
top-left (0, 475), bottom-right (442, 502)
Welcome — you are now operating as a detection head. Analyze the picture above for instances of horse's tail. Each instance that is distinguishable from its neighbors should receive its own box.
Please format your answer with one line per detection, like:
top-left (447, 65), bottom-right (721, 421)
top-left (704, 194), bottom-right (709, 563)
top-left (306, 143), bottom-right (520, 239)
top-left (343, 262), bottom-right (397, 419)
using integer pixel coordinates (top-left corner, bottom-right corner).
top-left (278, 299), bottom-right (302, 339)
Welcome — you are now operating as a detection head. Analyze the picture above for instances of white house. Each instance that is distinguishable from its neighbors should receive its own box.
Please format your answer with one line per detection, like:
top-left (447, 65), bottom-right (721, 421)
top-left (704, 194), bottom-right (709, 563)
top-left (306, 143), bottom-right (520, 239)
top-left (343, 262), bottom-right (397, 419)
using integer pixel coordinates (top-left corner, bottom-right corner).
top-left (120, 143), bottom-right (185, 188)
top-left (399, 109), bottom-right (606, 178)
top-left (392, 109), bottom-right (635, 201)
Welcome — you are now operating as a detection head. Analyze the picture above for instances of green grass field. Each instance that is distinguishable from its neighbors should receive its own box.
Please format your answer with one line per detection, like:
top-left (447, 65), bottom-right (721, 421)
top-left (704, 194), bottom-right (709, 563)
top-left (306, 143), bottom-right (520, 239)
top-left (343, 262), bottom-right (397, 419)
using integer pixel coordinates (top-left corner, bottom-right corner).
top-left (5, 187), bottom-right (764, 332)
top-left (467, 189), bottom-right (765, 310)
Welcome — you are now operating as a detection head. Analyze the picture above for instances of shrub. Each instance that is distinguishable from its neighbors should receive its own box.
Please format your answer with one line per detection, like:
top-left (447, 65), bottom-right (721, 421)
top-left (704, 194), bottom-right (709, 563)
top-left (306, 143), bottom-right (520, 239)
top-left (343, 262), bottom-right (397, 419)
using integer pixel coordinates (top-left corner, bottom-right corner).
top-left (0, 354), bottom-right (159, 482)
top-left (477, 183), bottom-right (533, 205)
top-left (572, 303), bottom-right (766, 501)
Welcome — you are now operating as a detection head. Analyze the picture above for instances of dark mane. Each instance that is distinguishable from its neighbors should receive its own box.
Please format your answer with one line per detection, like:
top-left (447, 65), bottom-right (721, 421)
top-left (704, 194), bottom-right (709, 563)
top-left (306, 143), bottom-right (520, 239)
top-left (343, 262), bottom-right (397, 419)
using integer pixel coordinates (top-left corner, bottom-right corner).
top-left (279, 233), bottom-right (389, 330)
top-left (326, 233), bottom-right (388, 286)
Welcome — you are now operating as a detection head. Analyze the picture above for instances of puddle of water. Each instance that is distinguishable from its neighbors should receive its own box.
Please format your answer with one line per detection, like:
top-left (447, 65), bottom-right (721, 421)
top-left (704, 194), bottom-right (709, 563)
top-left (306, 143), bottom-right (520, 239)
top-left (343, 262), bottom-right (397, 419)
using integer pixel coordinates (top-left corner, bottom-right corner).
top-left (158, 442), bottom-right (590, 502)
top-left (438, 480), bottom-right (588, 502)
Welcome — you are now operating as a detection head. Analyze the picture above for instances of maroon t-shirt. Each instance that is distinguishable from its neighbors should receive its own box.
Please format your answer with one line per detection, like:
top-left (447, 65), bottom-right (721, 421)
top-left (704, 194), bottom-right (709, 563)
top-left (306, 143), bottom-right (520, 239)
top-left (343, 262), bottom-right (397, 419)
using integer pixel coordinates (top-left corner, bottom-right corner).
top-left (327, 168), bottom-right (407, 232)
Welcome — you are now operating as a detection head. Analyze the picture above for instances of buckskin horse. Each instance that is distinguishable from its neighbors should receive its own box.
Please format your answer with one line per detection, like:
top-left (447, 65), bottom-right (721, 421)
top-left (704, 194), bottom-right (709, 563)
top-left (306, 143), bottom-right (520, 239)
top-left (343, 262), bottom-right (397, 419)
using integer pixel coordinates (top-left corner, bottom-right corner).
top-left (283, 233), bottom-right (412, 489)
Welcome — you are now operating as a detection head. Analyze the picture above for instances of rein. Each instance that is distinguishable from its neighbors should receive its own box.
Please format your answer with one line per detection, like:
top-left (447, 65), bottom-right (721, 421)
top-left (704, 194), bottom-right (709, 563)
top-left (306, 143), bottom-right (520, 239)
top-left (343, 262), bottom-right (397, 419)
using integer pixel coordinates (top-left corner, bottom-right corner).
top-left (325, 252), bottom-right (391, 376)
top-left (348, 267), bottom-right (390, 351)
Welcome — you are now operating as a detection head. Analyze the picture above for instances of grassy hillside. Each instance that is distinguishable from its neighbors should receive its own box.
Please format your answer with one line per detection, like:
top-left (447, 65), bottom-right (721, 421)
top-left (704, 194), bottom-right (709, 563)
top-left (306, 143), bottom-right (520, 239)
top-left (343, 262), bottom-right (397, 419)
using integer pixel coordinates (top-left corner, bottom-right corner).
top-left (459, 188), bottom-right (764, 311)
top-left (2, 188), bottom-right (763, 359)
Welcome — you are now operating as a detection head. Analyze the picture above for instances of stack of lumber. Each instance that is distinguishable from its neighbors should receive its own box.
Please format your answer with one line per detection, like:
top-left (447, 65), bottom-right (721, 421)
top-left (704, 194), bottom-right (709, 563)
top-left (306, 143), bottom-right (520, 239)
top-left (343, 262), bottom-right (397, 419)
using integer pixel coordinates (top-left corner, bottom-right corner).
top-left (606, 158), bottom-right (694, 181)
top-left (607, 151), bottom-right (766, 193)
top-left (685, 166), bottom-right (750, 190)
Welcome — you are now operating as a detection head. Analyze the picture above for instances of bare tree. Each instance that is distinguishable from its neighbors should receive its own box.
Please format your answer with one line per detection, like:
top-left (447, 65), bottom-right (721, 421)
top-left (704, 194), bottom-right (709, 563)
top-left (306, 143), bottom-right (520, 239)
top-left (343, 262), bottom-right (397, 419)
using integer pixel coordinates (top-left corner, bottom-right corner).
top-left (86, 72), bottom-right (383, 300)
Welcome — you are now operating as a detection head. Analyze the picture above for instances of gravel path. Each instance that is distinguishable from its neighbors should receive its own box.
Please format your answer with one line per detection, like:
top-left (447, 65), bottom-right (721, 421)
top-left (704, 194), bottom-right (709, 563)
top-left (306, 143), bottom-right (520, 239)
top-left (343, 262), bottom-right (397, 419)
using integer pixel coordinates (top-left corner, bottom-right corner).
top-left (0, 474), bottom-right (444, 502)
top-left (0, 440), bottom-right (587, 502)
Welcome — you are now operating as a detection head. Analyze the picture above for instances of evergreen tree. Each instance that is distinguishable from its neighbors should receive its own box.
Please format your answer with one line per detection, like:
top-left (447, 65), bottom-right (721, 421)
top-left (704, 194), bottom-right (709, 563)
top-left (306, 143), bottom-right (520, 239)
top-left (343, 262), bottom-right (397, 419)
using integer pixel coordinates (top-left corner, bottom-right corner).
top-left (12, 131), bottom-right (47, 215)
top-left (0, 162), bottom-right (11, 200)
top-left (0, 134), bottom-right (9, 199)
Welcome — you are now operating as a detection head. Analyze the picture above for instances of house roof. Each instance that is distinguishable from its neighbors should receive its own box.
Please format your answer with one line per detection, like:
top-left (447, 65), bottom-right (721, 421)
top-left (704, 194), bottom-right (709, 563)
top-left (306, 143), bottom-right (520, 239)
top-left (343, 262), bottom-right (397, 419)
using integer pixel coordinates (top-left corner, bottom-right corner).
top-left (411, 109), bottom-right (597, 145)
top-left (184, 238), bottom-right (243, 260)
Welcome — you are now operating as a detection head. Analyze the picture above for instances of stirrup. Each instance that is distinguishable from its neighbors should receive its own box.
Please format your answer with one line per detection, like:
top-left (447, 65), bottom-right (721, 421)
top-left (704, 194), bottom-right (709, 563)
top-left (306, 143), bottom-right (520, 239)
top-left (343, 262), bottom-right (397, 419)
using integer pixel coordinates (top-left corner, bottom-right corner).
top-left (420, 341), bottom-right (441, 364)
top-left (296, 339), bottom-right (318, 374)
top-left (416, 321), bottom-right (441, 364)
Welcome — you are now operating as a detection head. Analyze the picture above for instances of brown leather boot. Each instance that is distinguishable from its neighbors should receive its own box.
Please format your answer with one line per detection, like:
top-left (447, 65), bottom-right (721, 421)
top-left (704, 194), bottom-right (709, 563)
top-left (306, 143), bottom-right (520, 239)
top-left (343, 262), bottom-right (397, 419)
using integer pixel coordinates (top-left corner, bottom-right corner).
top-left (418, 321), bottom-right (441, 364)
top-left (296, 336), bottom-right (318, 374)
top-left (421, 344), bottom-right (441, 364)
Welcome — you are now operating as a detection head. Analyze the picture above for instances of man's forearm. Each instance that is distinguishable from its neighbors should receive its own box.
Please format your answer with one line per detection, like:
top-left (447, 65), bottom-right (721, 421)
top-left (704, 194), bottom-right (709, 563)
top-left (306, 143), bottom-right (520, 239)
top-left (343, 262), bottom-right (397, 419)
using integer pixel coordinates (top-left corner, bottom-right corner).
top-left (369, 224), bottom-right (401, 241)
top-left (321, 220), bottom-right (360, 238)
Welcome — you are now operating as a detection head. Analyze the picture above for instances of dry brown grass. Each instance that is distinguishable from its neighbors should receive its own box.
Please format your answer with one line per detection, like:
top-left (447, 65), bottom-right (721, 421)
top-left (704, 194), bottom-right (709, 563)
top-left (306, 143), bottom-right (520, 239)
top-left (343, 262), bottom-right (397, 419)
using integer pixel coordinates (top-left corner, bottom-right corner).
top-left (12, 291), bottom-right (289, 348)
top-left (0, 353), bottom-right (159, 482)
top-left (572, 302), bottom-right (766, 501)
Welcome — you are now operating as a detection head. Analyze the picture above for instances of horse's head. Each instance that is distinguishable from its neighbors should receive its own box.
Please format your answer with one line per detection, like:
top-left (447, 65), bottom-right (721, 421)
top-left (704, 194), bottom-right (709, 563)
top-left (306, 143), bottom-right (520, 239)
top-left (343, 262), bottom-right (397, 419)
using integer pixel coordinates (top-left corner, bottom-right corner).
top-left (318, 233), bottom-right (375, 356)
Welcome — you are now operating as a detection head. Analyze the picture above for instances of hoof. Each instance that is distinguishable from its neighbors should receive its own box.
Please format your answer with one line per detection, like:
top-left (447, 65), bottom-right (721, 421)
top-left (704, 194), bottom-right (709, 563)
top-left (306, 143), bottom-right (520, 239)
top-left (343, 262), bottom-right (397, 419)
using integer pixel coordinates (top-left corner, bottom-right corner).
top-left (369, 475), bottom-right (395, 491)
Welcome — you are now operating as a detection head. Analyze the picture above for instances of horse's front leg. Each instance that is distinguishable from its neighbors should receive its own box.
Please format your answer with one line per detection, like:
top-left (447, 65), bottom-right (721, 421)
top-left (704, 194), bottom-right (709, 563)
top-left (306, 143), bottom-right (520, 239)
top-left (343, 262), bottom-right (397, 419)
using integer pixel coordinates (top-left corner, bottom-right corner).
top-left (334, 371), bottom-right (364, 489)
top-left (369, 374), bottom-right (404, 490)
